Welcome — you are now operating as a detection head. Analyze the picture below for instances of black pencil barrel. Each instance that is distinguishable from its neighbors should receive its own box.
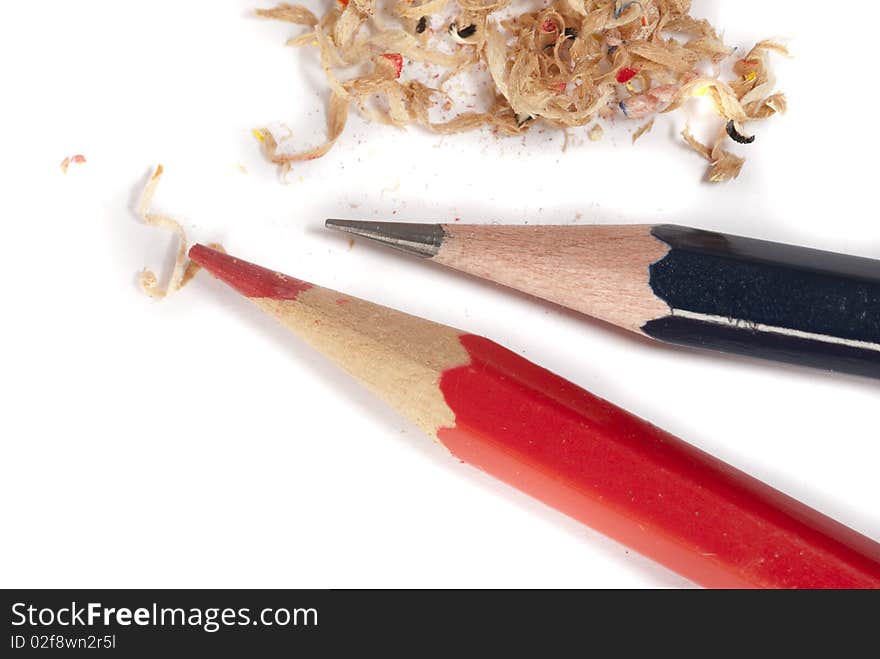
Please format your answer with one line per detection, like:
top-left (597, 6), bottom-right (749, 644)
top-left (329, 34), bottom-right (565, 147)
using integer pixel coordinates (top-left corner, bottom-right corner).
top-left (645, 225), bottom-right (880, 378)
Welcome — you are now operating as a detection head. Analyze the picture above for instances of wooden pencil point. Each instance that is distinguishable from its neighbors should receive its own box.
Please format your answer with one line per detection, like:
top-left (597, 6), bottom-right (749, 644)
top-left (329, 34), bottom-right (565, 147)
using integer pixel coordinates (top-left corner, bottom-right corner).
top-left (189, 243), bottom-right (464, 437)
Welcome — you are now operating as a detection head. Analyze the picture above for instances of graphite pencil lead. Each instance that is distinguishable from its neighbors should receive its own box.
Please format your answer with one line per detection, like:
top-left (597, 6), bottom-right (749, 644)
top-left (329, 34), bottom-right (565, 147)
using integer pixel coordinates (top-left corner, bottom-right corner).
top-left (325, 219), bottom-right (447, 258)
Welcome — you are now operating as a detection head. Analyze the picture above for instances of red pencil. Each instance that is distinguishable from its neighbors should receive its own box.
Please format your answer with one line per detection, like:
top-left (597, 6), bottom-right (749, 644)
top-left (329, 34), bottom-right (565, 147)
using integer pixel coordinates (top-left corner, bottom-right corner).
top-left (189, 244), bottom-right (880, 589)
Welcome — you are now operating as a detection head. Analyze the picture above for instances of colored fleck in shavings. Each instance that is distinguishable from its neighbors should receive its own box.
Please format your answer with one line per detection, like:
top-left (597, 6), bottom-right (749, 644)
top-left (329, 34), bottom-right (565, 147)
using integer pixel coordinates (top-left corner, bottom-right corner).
top-left (255, 0), bottom-right (787, 182)
top-left (616, 67), bottom-right (639, 84)
top-left (60, 154), bottom-right (87, 174)
top-left (381, 52), bottom-right (404, 78)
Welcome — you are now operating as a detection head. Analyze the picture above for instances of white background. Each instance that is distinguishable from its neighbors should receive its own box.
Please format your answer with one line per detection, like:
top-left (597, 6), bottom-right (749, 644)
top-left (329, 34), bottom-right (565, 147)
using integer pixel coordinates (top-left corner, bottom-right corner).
top-left (1, 1), bottom-right (878, 588)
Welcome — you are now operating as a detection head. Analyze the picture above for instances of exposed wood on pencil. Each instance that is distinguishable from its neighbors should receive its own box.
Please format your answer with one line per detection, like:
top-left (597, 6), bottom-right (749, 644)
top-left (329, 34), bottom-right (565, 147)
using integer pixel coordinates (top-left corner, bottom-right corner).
top-left (324, 221), bottom-right (669, 332)
top-left (190, 244), bottom-right (880, 589)
top-left (437, 224), bottom-right (669, 333)
top-left (325, 220), bottom-right (880, 378)
top-left (189, 244), bottom-right (463, 436)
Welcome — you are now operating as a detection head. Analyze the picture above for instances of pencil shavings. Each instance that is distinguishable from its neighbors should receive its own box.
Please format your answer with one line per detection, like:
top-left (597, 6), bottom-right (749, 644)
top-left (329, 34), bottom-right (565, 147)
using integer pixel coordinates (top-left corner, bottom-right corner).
top-left (256, 0), bottom-right (787, 182)
top-left (60, 154), bottom-right (86, 173)
top-left (681, 124), bottom-right (744, 183)
top-left (137, 165), bottom-right (225, 299)
top-left (255, 3), bottom-right (318, 25)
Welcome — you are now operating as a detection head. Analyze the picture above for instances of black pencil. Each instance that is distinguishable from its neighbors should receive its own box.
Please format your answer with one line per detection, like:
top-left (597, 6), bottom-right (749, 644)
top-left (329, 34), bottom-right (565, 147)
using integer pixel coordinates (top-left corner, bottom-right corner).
top-left (325, 221), bottom-right (880, 379)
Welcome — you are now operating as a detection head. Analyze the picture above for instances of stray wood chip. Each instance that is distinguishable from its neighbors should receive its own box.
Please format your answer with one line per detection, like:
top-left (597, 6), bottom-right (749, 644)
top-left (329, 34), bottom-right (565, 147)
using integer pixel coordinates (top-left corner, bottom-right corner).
top-left (60, 154), bottom-right (86, 174)
top-left (255, 4), bottom-right (317, 26)
top-left (255, 0), bottom-right (787, 181)
top-left (708, 150), bottom-right (745, 183)
top-left (588, 124), bottom-right (604, 141)
top-left (681, 125), bottom-right (745, 183)
top-left (632, 118), bottom-right (654, 144)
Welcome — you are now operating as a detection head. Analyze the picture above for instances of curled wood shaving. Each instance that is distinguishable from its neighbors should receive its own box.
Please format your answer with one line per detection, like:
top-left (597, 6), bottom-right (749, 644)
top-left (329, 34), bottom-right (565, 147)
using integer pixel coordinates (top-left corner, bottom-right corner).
top-left (259, 91), bottom-right (350, 169)
top-left (138, 165), bottom-right (225, 299)
top-left (256, 0), bottom-right (786, 182)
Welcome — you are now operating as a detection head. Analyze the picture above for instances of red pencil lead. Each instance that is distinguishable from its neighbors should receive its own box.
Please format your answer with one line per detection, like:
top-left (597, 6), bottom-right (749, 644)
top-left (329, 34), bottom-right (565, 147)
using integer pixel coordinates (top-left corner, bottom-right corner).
top-left (189, 244), bottom-right (313, 300)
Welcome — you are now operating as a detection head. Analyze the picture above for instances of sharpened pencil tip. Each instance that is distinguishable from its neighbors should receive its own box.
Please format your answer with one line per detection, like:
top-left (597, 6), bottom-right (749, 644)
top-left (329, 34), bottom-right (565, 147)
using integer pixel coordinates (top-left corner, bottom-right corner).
top-left (189, 244), bottom-right (313, 300)
top-left (325, 220), bottom-right (446, 258)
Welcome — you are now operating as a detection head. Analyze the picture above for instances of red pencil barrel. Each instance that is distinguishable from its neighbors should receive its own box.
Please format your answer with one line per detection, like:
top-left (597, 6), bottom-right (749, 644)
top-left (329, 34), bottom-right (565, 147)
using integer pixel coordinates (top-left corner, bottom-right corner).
top-left (437, 334), bottom-right (880, 589)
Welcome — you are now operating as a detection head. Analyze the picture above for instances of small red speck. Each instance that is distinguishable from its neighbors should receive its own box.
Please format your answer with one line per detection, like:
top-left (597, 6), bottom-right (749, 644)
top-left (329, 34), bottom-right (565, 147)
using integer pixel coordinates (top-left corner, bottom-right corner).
top-left (541, 19), bottom-right (557, 33)
top-left (313, 319), bottom-right (321, 325)
top-left (337, 0), bottom-right (348, 5)
top-left (554, 81), bottom-right (566, 93)
top-left (381, 53), bottom-right (403, 78)
top-left (336, 298), bottom-right (351, 305)
top-left (616, 67), bottom-right (638, 84)
top-left (641, 16), bottom-right (647, 26)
